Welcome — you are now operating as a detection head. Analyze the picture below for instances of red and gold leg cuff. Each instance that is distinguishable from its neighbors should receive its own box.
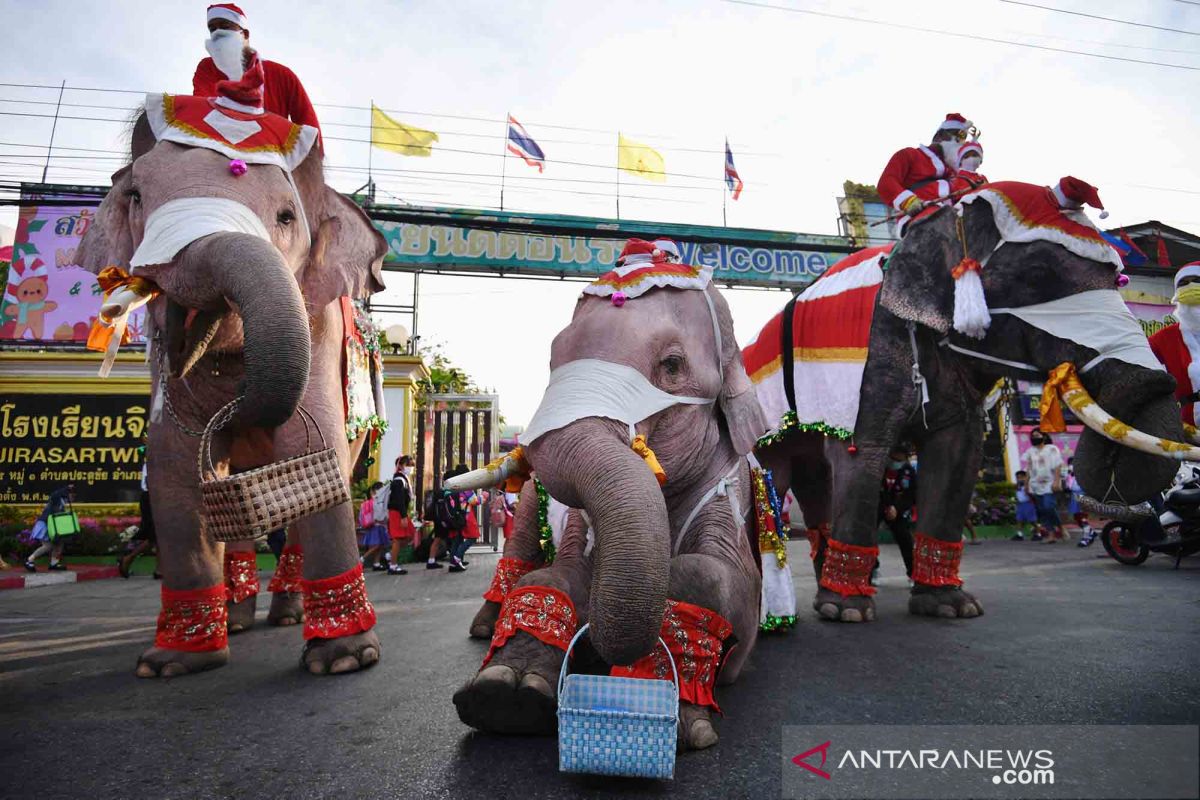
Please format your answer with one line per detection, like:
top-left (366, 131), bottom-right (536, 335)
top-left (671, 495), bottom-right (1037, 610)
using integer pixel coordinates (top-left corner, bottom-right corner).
top-left (301, 562), bottom-right (377, 641)
top-left (482, 556), bottom-right (538, 604)
top-left (483, 585), bottom-right (577, 667)
top-left (611, 599), bottom-right (737, 714)
top-left (223, 551), bottom-right (260, 604)
top-left (911, 533), bottom-right (964, 587)
top-left (819, 538), bottom-right (878, 597)
top-left (267, 545), bottom-right (304, 594)
top-left (155, 584), bottom-right (229, 652)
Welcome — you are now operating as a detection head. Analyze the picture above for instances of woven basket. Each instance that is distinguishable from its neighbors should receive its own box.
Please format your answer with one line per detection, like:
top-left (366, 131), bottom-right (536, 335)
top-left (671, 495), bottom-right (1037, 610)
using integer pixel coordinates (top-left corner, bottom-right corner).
top-left (557, 624), bottom-right (678, 780)
top-left (198, 399), bottom-right (350, 542)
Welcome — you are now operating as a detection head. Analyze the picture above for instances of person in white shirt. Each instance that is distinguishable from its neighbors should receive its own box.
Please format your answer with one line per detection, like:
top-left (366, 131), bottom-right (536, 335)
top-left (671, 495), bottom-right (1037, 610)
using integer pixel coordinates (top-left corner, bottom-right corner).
top-left (1019, 430), bottom-right (1065, 542)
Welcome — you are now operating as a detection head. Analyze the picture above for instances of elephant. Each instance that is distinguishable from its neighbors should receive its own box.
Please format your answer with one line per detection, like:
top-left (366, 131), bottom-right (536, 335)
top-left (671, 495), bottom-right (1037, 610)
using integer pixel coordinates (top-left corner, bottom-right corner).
top-left (752, 193), bottom-right (1185, 624)
top-left (77, 96), bottom-right (386, 678)
top-left (449, 249), bottom-right (769, 751)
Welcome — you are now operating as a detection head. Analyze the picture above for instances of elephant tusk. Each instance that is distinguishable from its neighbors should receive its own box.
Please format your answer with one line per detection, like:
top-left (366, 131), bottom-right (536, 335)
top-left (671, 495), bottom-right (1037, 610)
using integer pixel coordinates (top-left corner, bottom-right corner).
top-left (1049, 361), bottom-right (1200, 461)
top-left (445, 446), bottom-right (532, 491)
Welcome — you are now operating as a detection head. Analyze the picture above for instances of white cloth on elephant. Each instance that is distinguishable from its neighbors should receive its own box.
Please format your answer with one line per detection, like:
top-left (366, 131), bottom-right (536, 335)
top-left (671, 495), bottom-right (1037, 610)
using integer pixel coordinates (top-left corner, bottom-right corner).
top-left (547, 495), bottom-right (594, 557)
top-left (519, 358), bottom-right (714, 446)
top-left (129, 197), bottom-right (271, 269)
top-left (761, 552), bottom-right (797, 623)
top-left (988, 290), bottom-right (1163, 374)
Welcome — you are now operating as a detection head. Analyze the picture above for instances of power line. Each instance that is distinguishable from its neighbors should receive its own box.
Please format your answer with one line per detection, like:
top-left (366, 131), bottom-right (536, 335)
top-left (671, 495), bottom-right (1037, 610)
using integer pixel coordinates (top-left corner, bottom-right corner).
top-left (722, 0), bottom-right (1200, 71)
top-left (998, 0), bottom-right (1200, 36)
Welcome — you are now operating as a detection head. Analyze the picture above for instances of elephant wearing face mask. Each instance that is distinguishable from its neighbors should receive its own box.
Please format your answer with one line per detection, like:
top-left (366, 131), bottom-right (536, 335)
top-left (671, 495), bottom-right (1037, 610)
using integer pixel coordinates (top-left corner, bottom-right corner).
top-left (750, 183), bottom-right (1188, 624)
top-left (77, 89), bottom-right (386, 678)
top-left (448, 245), bottom-right (768, 752)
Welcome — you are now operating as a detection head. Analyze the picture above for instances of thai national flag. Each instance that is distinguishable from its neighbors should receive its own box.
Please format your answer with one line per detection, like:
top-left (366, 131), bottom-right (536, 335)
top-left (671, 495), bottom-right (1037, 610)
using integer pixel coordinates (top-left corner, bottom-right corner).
top-left (724, 139), bottom-right (743, 200)
top-left (506, 114), bottom-right (545, 172)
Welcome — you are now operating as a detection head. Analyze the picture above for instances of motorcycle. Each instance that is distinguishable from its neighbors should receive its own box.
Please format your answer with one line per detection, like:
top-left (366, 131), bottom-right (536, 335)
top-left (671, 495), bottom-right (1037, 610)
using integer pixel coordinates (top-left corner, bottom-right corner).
top-left (1094, 473), bottom-right (1200, 567)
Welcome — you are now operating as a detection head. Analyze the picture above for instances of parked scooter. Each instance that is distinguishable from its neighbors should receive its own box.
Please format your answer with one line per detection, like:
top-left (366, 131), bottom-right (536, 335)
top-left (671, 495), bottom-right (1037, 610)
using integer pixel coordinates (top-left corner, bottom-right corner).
top-left (1097, 471), bottom-right (1200, 567)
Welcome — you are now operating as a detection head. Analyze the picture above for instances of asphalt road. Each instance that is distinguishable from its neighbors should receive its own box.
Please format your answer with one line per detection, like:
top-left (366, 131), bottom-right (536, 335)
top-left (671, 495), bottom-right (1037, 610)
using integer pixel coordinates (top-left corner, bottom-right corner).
top-left (1, 540), bottom-right (1197, 800)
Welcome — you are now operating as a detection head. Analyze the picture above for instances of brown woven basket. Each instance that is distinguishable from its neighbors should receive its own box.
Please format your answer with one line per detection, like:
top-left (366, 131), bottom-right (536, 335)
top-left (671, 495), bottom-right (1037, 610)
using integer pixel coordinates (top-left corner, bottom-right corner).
top-left (198, 398), bottom-right (350, 542)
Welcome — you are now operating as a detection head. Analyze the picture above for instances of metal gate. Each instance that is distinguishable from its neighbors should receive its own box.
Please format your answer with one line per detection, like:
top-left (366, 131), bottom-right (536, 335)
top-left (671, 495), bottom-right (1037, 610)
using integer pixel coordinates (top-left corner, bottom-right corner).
top-left (414, 393), bottom-right (502, 549)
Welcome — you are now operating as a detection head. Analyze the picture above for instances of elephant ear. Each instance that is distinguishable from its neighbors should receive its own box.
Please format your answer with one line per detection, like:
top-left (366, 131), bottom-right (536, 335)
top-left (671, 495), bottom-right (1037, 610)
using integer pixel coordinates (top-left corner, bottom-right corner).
top-left (876, 209), bottom-right (963, 334)
top-left (707, 285), bottom-right (768, 456)
top-left (76, 166), bottom-right (134, 275)
top-left (301, 186), bottom-right (387, 309)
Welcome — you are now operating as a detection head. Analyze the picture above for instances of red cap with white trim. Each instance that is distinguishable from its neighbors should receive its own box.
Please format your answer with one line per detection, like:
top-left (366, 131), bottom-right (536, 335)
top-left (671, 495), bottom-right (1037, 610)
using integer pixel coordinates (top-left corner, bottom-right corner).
top-left (937, 112), bottom-right (972, 134)
top-left (1053, 176), bottom-right (1109, 219)
top-left (207, 3), bottom-right (247, 28)
top-left (1174, 261), bottom-right (1200, 288)
top-left (957, 141), bottom-right (983, 161)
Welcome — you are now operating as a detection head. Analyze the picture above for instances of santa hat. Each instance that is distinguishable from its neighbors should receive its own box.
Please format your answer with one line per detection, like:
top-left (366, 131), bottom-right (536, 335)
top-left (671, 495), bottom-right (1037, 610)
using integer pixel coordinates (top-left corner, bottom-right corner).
top-left (213, 51), bottom-right (265, 114)
top-left (957, 141), bottom-right (983, 161)
top-left (653, 238), bottom-right (681, 263)
top-left (616, 238), bottom-right (681, 267)
top-left (936, 113), bottom-right (971, 137)
top-left (1053, 176), bottom-right (1109, 219)
top-left (1174, 261), bottom-right (1200, 288)
top-left (207, 3), bottom-right (247, 28)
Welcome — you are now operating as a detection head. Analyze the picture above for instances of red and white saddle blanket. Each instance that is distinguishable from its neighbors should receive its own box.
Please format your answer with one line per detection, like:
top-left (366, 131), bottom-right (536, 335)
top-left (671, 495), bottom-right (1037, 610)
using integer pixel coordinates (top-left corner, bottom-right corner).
top-left (742, 245), bottom-right (893, 440)
top-left (956, 181), bottom-right (1122, 269)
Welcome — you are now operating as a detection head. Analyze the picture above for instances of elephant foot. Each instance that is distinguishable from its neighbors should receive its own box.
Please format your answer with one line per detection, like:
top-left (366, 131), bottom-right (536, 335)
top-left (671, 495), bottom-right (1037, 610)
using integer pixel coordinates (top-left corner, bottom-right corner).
top-left (678, 702), bottom-right (719, 752)
top-left (908, 584), bottom-right (984, 619)
top-left (453, 631), bottom-right (560, 735)
top-left (226, 594), bottom-right (257, 634)
top-left (468, 600), bottom-right (501, 639)
top-left (300, 630), bottom-right (382, 675)
top-left (136, 645), bottom-right (229, 678)
top-left (813, 588), bottom-right (876, 622)
top-left (267, 592), bottom-right (304, 626)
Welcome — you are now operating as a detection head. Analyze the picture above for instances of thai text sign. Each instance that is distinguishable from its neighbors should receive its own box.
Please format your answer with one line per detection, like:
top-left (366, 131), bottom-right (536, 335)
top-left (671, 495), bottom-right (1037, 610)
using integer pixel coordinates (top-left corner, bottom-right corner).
top-left (0, 393), bottom-right (148, 505)
top-left (375, 215), bottom-right (847, 287)
top-left (1, 201), bottom-right (146, 344)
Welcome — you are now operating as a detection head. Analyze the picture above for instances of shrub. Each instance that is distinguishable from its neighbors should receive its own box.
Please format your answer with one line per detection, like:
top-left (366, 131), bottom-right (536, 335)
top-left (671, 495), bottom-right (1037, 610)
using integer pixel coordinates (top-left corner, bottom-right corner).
top-left (971, 481), bottom-right (1017, 526)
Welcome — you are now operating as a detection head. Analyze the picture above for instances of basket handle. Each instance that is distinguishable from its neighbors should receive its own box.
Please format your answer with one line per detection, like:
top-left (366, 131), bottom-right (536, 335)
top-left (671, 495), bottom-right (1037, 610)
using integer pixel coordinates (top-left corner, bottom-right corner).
top-left (556, 623), bottom-right (679, 701)
top-left (197, 399), bottom-right (327, 481)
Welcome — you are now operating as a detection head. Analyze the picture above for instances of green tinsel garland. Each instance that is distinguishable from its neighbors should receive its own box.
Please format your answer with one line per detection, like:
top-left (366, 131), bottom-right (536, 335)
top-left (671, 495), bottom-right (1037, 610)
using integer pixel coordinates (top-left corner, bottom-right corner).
top-left (535, 478), bottom-right (555, 565)
top-left (760, 614), bottom-right (797, 633)
top-left (755, 410), bottom-right (853, 448)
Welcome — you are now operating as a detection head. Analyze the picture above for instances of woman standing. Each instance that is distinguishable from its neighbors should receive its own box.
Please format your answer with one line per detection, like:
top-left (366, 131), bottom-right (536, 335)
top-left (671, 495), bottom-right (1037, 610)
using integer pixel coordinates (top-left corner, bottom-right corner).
top-left (386, 455), bottom-right (417, 575)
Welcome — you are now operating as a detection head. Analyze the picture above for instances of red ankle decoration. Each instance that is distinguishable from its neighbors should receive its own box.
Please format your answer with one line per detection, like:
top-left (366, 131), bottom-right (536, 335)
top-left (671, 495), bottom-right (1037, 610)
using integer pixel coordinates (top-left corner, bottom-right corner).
top-left (155, 584), bottom-right (229, 652)
top-left (611, 599), bottom-right (736, 714)
top-left (484, 586), bottom-right (577, 667)
top-left (268, 545), bottom-right (304, 594)
top-left (819, 537), bottom-right (878, 597)
top-left (482, 556), bottom-right (538, 604)
top-left (301, 562), bottom-right (376, 641)
top-left (911, 533), bottom-right (964, 587)
top-left (223, 551), bottom-right (260, 604)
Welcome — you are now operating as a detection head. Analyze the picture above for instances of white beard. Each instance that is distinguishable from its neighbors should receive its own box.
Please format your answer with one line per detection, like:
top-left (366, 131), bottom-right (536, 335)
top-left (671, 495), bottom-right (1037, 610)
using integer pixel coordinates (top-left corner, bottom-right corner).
top-left (205, 30), bottom-right (246, 80)
top-left (938, 140), bottom-right (960, 170)
top-left (1175, 303), bottom-right (1200, 333)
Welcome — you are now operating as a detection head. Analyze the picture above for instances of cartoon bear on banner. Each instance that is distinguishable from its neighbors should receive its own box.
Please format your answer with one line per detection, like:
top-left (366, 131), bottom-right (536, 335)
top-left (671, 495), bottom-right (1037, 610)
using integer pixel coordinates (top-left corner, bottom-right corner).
top-left (3, 258), bottom-right (58, 340)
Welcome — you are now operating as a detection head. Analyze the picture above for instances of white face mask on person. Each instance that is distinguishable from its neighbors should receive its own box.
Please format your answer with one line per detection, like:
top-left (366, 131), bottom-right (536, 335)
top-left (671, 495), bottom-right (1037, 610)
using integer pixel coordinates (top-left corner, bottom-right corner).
top-left (960, 155), bottom-right (982, 173)
top-left (519, 358), bottom-right (715, 446)
top-left (205, 28), bottom-right (246, 80)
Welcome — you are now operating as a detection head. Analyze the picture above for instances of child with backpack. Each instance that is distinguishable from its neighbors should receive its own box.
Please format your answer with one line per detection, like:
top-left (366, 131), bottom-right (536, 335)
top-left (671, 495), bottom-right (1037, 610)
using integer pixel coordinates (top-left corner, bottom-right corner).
top-left (358, 482), bottom-right (390, 571)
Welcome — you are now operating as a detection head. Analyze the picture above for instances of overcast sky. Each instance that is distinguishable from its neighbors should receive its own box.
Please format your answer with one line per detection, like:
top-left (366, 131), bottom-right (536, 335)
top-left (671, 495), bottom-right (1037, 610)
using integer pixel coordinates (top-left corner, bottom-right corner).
top-left (2, 0), bottom-right (1198, 426)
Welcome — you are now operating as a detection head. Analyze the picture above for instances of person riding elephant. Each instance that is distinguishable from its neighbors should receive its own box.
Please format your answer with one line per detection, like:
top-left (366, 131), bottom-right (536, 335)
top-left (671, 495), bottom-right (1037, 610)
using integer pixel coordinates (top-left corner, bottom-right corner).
top-left (448, 238), bottom-right (770, 752)
top-left (1149, 262), bottom-right (1200, 432)
top-left (749, 176), bottom-right (1190, 624)
top-left (77, 58), bottom-right (385, 678)
top-left (878, 112), bottom-right (978, 233)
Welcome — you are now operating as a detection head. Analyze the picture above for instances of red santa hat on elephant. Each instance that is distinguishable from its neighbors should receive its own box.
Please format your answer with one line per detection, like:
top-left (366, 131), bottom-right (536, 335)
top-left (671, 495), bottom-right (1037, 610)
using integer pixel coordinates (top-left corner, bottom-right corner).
top-left (1052, 176), bottom-right (1109, 219)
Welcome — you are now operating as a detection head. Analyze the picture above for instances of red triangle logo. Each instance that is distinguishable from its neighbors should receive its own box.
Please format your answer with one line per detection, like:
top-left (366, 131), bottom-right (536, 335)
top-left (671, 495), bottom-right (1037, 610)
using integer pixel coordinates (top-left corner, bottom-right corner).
top-left (792, 740), bottom-right (832, 780)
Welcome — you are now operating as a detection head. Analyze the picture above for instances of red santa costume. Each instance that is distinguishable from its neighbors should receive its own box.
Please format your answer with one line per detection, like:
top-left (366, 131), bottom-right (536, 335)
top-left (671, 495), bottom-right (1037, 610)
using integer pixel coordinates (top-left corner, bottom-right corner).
top-left (1149, 262), bottom-right (1200, 427)
top-left (948, 141), bottom-right (988, 195)
top-left (877, 113), bottom-right (974, 227)
top-left (193, 4), bottom-right (322, 148)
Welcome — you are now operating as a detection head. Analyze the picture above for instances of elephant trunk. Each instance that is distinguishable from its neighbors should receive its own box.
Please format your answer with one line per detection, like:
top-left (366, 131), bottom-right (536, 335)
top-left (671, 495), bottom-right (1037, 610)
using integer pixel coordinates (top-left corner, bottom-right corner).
top-left (527, 418), bottom-right (670, 666)
top-left (178, 232), bottom-right (311, 430)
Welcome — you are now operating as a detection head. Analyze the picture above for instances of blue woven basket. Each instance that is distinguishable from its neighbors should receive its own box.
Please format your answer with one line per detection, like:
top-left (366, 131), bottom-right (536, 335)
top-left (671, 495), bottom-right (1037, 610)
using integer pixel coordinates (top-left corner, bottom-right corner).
top-left (557, 623), bottom-right (679, 780)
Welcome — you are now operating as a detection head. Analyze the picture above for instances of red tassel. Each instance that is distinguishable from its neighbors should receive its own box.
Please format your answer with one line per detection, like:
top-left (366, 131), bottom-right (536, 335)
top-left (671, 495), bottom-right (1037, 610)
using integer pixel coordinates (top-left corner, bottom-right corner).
top-left (847, 444), bottom-right (858, 455)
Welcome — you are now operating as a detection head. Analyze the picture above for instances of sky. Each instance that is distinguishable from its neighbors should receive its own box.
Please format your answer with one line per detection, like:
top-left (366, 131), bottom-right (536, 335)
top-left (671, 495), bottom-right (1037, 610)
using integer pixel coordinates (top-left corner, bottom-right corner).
top-left (2, 0), bottom-right (1198, 427)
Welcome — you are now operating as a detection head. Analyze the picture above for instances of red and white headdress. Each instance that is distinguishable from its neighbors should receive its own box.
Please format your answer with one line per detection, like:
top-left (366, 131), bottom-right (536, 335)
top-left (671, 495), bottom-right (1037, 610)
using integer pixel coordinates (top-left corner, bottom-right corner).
top-left (1174, 262), bottom-right (1200, 288)
top-left (957, 141), bottom-right (983, 162)
top-left (207, 3), bottom-right (247, 28)
top-left (1052, 176), bottom-right (1109, 220)
top-left (936, 113), bottom-right (972, 137)
top-left (583, 238), bottom-right (712, 300)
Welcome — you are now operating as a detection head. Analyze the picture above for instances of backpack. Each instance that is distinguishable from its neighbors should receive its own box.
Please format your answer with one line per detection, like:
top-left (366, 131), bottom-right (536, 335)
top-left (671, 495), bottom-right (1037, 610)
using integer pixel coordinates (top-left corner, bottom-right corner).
top-left (434, 490), bottom-right (467, 531)
top-left (357, 497), bottom-right (374, 529)
top-left (489, 494), bottom-right (507, 527)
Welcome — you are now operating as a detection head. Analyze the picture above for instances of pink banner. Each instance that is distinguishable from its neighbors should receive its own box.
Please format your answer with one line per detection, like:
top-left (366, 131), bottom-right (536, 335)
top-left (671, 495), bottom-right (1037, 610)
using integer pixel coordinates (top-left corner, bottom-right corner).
top-left (0, 203), bottom-right (145, 344)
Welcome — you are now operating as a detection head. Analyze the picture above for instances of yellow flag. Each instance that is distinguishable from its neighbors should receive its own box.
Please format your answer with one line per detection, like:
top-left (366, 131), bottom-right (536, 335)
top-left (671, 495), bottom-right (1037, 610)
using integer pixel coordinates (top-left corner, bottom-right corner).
top-left (371, 104), bottom-right (439, 157)
top-left (617, 133), bottom-right (666, 183)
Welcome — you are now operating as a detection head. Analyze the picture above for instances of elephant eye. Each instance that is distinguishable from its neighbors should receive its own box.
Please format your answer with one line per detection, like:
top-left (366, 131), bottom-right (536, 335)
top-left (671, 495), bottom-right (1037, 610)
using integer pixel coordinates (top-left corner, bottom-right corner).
top-left (277, 209), bottom-right (296, 226)
top-left (124, 188), bottom-right (141, 205)
top-left (660, 355), bottom-right (684, 376)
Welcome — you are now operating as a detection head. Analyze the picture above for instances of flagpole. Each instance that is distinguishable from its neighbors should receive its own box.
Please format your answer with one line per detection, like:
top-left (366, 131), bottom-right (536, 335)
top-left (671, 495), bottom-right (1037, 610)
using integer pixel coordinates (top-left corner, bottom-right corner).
top-left (615, 132), bottom-right (621, 220)
top-left (722, 138), bottom-right (728, 228)
top-left (500, 112), bottom-right (509, 212)
top-left (367, 100), bottom-right (375, 203)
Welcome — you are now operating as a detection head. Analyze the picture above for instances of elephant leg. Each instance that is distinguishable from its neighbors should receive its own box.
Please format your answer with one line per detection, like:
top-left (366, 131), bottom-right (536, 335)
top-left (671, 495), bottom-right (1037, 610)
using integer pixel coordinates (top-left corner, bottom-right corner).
top-left (909, 418), bottom-right (985, 619)
top-left (136, 423), bottom-right (230, 678)
top-left (665, 547), bottom-right (759, 753)
top-left (454, 509), bottom-right (590, 735)
top-left (224, 540), bottom-right (259, 634)
top-left (267, 525), bottom-right (304, 626)
top-left (470, 480), bottom-right (544, 639)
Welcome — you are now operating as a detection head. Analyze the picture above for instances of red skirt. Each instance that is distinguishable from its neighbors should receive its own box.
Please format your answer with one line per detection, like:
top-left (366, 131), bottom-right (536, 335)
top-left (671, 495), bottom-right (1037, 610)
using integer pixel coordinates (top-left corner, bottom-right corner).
top-left (463, 510), bottom-right (480, 540)
top-left (389, 510), bottom-right (416, 542)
